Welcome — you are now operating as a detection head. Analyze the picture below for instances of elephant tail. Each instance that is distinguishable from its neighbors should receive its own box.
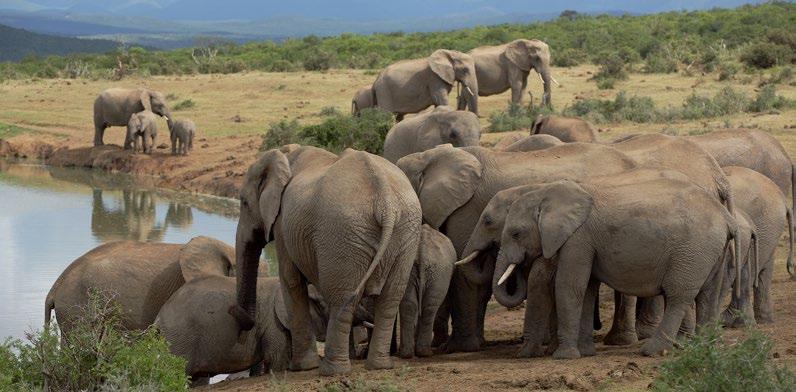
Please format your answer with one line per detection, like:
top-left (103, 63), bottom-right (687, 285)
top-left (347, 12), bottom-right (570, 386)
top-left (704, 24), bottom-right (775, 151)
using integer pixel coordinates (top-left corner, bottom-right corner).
top-left (787, 207), bottom-right (795, 278)
top-left (44, 290), bottom-right (55, 326)
top-left (727, 218), bottom-right (742, 299)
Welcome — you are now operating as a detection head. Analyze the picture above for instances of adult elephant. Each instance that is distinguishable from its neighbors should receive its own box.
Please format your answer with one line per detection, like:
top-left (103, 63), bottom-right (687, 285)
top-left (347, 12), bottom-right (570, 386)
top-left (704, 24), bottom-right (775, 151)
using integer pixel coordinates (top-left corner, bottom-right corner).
top-left (230, 145), bottom-right (422, 376)
top-left (373, 49), bottom-right (478, 121)
top-left (93, 87), bottom-right (171, 146)
top-left (45, 236), bottom-right (235, 336)
top-left (532, 115), bottom-right (597, 143)
top-left (458, 39), bottom-right (555, 110)
top-left (396, 143), bottom-right (637, 352)
top-left (382, 106), bottom-right (481, 163)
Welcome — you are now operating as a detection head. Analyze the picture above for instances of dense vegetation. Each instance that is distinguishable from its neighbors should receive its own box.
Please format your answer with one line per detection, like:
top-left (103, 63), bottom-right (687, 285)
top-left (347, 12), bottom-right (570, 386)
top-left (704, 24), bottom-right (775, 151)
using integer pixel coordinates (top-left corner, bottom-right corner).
top-left (0, 291), bottom-right (188, 391)
top-left (1, 2), bottom-right (793, 80)
top-left (0, 24), bottom-right (119, 62)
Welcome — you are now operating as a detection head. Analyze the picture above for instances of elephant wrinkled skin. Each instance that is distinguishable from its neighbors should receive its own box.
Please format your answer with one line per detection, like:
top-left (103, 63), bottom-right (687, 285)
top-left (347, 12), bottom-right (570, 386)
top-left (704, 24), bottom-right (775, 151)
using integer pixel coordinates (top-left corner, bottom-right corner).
top-left (383, 106), bottom-right (481, 163)
top-left (93, 87), bottom-right (171, 146)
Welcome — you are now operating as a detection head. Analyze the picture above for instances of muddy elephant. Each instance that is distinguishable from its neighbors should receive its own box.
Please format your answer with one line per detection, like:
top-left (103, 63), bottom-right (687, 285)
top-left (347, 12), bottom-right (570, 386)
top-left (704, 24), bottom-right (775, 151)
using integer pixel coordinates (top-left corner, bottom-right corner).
top-left (373, 49), bottom-right (478, 121)
top-left (45, 236), bottom-right (235, 336)
top-left (382, 106), bottom-right (481, 163)
top-left (230, 145), bottom-right (422, 375)
top-left (93, 87), bottom-right (171, 146)
top-left (395, 143), bottom-right (637, 352)
top-left (494, 176), bottom-right (740, 358)
top-left (168, 118), bottom-right (195, 155)
top-left (532, 116), bottom-right (597, 143)
top-left (686, 129), bottom-right (796, 222)
top-left (352, 86), bottom-right (375, 116)
top-left (398, 224), bottom-right (456, 359)
top-left (156, 277), bottom-right (327, 386)
top-left (721, 166), bottom-right (794, 326)
top-left (126, 110), bottom-right (158, 154)
top-left (458, 39), bottom-right (555, 111)
top-left (501, 134), bottom-right (563, 152)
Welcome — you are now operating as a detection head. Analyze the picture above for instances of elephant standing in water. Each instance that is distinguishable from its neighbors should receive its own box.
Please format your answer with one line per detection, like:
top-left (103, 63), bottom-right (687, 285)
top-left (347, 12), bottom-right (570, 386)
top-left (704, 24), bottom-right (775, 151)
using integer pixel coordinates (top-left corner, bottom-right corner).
top-left (396, 143), bottom-right (637, 352)
top-left (458, 39), bottom-right (555, 110)
top-left (382, 106), bottom-right (481, 163)
top-left (45, 236), bottom-right (236, 336)
top-left (230, 145), bottom-right (421, 375)
top-left (373, 49), bottom-right (478, 121)
top-left (93, 87), bottom-right (171, 146)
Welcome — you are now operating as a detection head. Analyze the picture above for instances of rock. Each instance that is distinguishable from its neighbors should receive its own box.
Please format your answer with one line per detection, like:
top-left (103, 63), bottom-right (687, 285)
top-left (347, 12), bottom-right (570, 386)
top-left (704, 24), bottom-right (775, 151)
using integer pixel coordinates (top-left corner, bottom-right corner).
top-left (157, 143), bottom-right (169, 149)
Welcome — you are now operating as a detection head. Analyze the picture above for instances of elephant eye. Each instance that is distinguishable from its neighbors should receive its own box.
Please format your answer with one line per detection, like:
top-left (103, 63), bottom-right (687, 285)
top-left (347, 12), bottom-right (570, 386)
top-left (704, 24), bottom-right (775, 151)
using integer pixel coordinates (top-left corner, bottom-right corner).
top-left (511, 230), bottom-right (521, 240)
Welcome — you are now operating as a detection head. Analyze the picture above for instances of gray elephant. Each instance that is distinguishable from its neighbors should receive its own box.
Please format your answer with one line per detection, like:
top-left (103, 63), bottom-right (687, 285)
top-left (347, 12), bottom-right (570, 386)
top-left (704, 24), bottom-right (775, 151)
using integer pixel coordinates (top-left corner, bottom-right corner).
top-left (494, 176), bottom-right (740, 358)
top-left (126, 110), bottom-right (158, 154)
top-left (395, 143), bottom-right (636, 352)
top-left (532, 115), bottom-right (597, 143)
top-left (398, 224), bottom-right (456, 359)
top-left (382, 106), bottom-right (481, 163)
top-left (502, 134), bottom-right (563, 152)
top-left (230, 145), bottom-right (422, 376)
top-left (155, 277), bottom-right (327, 386)
top-left (721, 166), bottom-right (794, 326)
top-left (686, 129), bottom-right (796, 226)
top-left (45, 236), bottom-right (235, 336)
top-left (352, 86), bottom-right (375, 116)
top-left (373, 49), bottom-right (478, 121)
top-left (168, 118), bottom-right (195, 155)
top-left (458, 39), bottom-right (555, 110)
top-left (93, 87), bottom-right (171, 146)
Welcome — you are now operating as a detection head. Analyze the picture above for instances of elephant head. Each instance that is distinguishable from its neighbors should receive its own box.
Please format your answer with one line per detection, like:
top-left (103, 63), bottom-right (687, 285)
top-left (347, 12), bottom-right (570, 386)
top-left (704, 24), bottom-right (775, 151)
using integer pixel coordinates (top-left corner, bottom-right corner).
top-left (505, 39), bottom-right (554, 107)
top-left (179, 236), bottom-right (237, 282)
top-left (428, 50), bottom-right (479, 115)
top-left (426, 107), bottom-right (481, 148)
top-left (140, 89), bottom-right (172, 125)
top-left (396, 144), bottom-right (482, 230)
top-left (493, 181), bottom-right (593, 305)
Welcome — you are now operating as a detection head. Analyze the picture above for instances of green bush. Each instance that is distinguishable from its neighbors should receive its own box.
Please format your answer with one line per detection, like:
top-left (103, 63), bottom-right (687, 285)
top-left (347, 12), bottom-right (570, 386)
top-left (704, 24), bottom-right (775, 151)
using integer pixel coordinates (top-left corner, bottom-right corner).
top-left (261, 119), bottom-right (304, 151)
top-left (652, 323), bottom-right (796, 391)
top-left (748, 85), bottom-right (793, 112)
top-left (644, 49), bottom-right (679, 74)
top-left (487, 102), bottom-right (555, 132)
top-left (718, 62), bottom-right (740, 81)
top-left (0, 290), bottom-right (188, 391)
top-left (172, 99), bottom-right (196, 111)
top-left (553, 48), bottom-right (587, 67)
top-left (741, 43), bottom-right (791, 69)
top-left (564, 91), bottom-right (657, 123)
top-left (679, 86), bottom-right (749, 119)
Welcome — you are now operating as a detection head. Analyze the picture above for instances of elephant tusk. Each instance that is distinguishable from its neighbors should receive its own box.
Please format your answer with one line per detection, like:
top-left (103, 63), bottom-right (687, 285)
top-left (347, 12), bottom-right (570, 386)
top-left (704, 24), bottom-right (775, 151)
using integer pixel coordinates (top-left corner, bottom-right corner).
top-left (362, 321), bottom-right (375, 329)
top-left (465, 86), bottom-right (474, 97)
top-left (551, 76), bottom-right (560, 86)
top-left (455, 251), bottom-right (479, 266)
top-left (497, 264), bottom-right (516, 286)
top-left (163, 116), bottom-right (169, 121)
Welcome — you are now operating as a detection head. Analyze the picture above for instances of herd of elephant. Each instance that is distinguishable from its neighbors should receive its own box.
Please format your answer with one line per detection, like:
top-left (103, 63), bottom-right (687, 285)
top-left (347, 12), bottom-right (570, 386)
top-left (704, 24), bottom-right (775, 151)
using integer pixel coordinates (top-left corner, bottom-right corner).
top-left (47, 38), bottom-right (796, 385)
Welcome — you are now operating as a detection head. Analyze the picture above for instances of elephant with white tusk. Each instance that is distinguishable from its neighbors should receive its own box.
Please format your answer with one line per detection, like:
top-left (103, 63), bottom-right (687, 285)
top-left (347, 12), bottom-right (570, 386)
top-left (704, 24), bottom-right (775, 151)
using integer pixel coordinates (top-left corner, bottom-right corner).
top-left (93, 87), bottom-right (171, 146)
top-left (373, 49), bottom-right (479, 121)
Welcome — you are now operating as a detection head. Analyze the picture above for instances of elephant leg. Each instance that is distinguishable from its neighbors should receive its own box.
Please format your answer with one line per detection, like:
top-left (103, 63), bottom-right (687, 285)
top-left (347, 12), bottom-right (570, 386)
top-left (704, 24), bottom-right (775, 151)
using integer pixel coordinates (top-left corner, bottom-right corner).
top-left (678, 303), bottom-right (696, 339)
top-left (508, 67), bottom-right (528, 105)
top-left (171, 134), bottom-right (177, 155)
top-left (447, 270), bottom-right (486, 353)
top-left (320, 300), bottom-right (356, 376)
top-left (278, 258), bottom-right (319, 371)
top-left (398, 277), bottom-right (419, 359)
top-left (577, 279), bottom-right (599, 357)
top-left (722, 261), bottom-right (753, 328)
top-left (640, 290), bottom-right (694, 356)
top-left (365, 290), bottom-right (404, 371)
top-left (416, 280), bottom-right (450, 357)
top-left (456, 90), bottom-right (468, 111)
top-left (603, 292), bottom-right (638, 346)
top-left (636, 296), bottom-right (664, 339)
top-left (93, 119), bottom-right (105, 146)
top-left (552, 246), bottom-right (594, 360)
top-left (248, 362), bottom-right (264, 377)
top-left (694, 259), bottom-right (725, 328)
top-left (753, 265), bottom-right (775, 324)
top-left (431, 294), bottom-right (450, 347)
top-left (517, 259), bottom-right (556, 358)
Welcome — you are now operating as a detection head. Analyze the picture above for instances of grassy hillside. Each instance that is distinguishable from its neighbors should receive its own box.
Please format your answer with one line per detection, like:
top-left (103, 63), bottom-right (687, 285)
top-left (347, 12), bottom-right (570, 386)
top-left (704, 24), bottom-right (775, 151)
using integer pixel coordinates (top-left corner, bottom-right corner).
top-left (0, 2), bottom-right (793, 79)
top-left (0, 24), bottom-right (119, 62)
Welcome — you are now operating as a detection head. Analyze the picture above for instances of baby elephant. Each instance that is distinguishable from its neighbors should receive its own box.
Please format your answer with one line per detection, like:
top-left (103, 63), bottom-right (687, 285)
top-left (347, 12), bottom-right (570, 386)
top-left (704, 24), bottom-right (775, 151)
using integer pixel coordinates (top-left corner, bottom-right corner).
top-left (532, 115), bottom-right (597, 143)
top-left (168, 119), bottom-right (195, 155)
top-left (398, 224), bottom-right (456, 358)
top-left (156, 276), bottom-right (326, 386)
top-left (126, 110), bottom-right (158, 153)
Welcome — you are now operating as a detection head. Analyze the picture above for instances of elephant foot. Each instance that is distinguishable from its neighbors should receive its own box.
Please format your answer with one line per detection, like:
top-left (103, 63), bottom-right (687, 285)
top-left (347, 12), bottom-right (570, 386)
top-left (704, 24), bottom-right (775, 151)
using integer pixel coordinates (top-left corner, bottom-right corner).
top-left (397, 348), bottom-right (414, 359)
top-left (552, 346), bottom-right (581, 360)
top-left (578, 342), bottom-right (596, 357)
top-left (640, 338), bottom-right (671, 357)
top-left (364, 356), bottom-right (394, 371)
top-left (603, 329), bottom-right (638, 346)
top-left (319, 358), bottom-right (351, 376)
top-left (189, 376), bottom-right (210, 388)
top-left (289, 351), bottom-right (320, 372)
top-left (635, 322), bottom-right (657, 340)
top-left (444, 335), bottom-right (481, 353)
top-left (415, 346), bottom-right (434, 358)
top-left (516, 342), bottom-right (545, 358)
top-left (755, 315), bottom-right (774, 325)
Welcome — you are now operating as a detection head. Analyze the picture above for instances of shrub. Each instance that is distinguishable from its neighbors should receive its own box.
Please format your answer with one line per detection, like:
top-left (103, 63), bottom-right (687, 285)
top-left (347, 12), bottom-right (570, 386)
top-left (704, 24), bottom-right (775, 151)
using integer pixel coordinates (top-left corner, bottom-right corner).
top-left (741, 43), bottom-right (790, 69)
top-left (553, 48), bottom-right (587, 67)
top-left (261, 119), bottom-right (303, 151)
top-left (644, 48), bottom-right (679, 74)
top-left (173, 99), bottom-right (196, 111)
top-left (595, 77), bottom-right (616, 90)
top-left (268, 59), bottom-right (296, 72)
top-left (718, 62), bottom-right (740, 81)
top-left (748, 85), bottom-right (792, 112)
top-left (320, 106), bottom-right (342, 116)
top-left (487, 102), bottom-right (555, 132)
top-left (652, 323), bottom-right (796, 391)
top-left (679, 86), bottom-right (749, 119)
top-left (564, 91), bottom-right (657, 123)
top-left (0, 290), bottom-right (188, 391)
top-left (303, 49), bottom-right (336, 71)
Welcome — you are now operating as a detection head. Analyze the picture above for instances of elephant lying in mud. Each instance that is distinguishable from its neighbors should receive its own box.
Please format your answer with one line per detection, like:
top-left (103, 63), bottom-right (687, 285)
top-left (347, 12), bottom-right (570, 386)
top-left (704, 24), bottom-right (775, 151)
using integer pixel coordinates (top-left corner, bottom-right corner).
top-left (493, 174), bottom-right (740, 358)
top-left (126, 110), bottom-right (158, 154)
top-left (45, 236), bottom-right (235, 336)
top-left (94, 87), bottom-right (171, 146)
top-left (373, 49), bottom-right (479, 121)
top-left (156, 277), bottom-right (327, 386)
top-left (382, 106), bottom-right (481, 163)
top-left (531, 115), bottom-right (597, 143)
top-left (231, 145), bottom-right (422, 375)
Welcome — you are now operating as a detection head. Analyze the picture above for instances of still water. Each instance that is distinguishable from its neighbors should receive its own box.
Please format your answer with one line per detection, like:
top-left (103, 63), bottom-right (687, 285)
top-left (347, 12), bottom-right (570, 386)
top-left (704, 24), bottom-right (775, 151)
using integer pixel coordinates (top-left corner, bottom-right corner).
top-left (0, 160), bottom-right (270, 340)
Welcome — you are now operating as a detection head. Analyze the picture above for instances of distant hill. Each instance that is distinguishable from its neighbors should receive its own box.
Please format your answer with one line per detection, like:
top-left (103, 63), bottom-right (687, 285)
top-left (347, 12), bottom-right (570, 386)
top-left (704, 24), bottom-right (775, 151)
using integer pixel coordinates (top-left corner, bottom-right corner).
top-left (0, 24), bottom-right (119, 61)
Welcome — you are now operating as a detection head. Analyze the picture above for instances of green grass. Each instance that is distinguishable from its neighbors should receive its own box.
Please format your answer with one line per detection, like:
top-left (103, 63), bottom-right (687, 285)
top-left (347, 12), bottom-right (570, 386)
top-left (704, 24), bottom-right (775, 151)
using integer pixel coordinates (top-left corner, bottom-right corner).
top-left (0, 123), bottom-right (34, 139)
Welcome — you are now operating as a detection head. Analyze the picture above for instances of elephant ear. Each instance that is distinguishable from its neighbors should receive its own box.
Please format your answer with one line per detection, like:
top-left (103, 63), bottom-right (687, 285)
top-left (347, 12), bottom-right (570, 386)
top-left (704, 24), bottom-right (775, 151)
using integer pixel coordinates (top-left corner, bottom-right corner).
top-left (179, 236), bottom-right (236, 282)
top-left (397, 145), bottom-right (482, 229)
top-left (537, 181), bottom-right (594, 259)
top-left (243, 149), bottom-right (292, 242)
top-left (505, 40), bottom-right (533, 72)
top-left (428, 50), bottom-right (455, 86)
top-left (139, 89), bottom-right (153, 112)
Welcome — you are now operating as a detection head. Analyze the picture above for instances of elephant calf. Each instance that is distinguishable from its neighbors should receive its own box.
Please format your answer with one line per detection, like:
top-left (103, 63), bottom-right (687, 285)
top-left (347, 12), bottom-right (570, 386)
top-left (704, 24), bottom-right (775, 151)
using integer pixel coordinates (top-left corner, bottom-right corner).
top-left (532, 115), bottom-right (597, 143)
top-left (351, 86), bottom-right (375, 116)
top-left (168, 118), bottom-right (195, 155)
top-left (382, 106), bottom-right (481, 163)
top-left (156, 276), bottom-right (326, 386)
top-left (126, 110), bottom-right (158, 154)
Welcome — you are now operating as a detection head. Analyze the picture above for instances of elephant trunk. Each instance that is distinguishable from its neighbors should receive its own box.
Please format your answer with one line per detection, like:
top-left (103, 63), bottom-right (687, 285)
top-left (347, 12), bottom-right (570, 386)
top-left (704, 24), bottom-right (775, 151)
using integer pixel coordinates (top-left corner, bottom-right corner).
top-left (457, 240), bottom-right (495, 285)
top-left (231, 225), bottom-right (265, 331)
top-left (492, 247), bottom-right (527, 308)
top-left (539, 69), bottom-right (553, 108)
top-left (463, 77), bottom-right (479, 116)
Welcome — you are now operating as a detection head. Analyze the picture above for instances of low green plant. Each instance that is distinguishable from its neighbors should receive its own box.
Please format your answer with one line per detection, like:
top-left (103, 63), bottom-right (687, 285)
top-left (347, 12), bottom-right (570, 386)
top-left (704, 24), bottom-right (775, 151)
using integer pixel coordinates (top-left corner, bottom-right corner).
top-left (320, 106), bottom-right (342, 116)
top-left (487, 102), bottom-right (555, 132)
top-left (0, 123), bottom-right (31, 139)
top-left (261, 119), bottom-right (304, 151)
top-left (748, 85), bottom-right (793, 112)
top-left (172, 99), bottom-right (196, 111)
top-left (652, 323), bottom-right (796, 391)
